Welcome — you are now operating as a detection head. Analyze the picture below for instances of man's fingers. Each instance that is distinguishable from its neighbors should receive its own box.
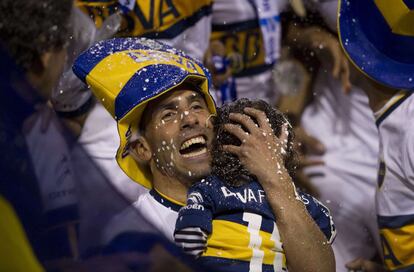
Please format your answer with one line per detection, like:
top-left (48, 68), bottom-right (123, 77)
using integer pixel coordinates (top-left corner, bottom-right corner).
top-left (300, 157), bottom-right (325, 168)
top-left (331, 47), bottom-right (342, 79)
top-left (345, 257), bottom-right (368, 270)
top-left (341, 58), bottom-right (352, 94)
top-left (279, 123), bottom-right (289, 150)
top-left (223, 124), bottom-right (248, 141)
top-left (222, 145), bottom-right (241, 156)
top-left (294, 126), bottom-right (325, 155)
top-left (228, 112), bottom-right (258, 133)
top-left (333, 50), bottom-right (352, 94)
top-left (243, 107), bottom-right (273, 132)
top-left (345, 258), bottom-right (384, 272)
top-left (303, 134), bottom-right (326, 155)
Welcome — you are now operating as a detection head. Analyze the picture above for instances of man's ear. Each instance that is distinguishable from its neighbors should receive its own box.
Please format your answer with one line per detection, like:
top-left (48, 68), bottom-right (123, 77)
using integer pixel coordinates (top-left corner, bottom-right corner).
top-left (32, 51), bottom-right (54, 75)
top-left (132, 136), bottom-right (152, 162)
top-left (27, 53), bottom-right (49, 77)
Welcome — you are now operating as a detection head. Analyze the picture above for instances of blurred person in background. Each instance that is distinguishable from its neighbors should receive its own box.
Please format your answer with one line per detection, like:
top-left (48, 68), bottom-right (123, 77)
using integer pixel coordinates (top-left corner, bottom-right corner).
top-left (337, 1), bottom-right (414, 271)
top-left (209, 0), bottom-right (288, 105)
top-left (209, 0), bottom-right (329, 197)
top-left (0, 1), bottom-right (199, 271)
top-left (67, 0), bottom-right (215, 206)
top-left (279, 1), bottom-right (382, 270)
top-left (73, 37), bottom-right (336, 271)
top-left (72, 37), bottom-right (217, 244)
top-left (0, 0), bottom-right (76, 269)
top-left (76, 0), bottom-right (213, 61)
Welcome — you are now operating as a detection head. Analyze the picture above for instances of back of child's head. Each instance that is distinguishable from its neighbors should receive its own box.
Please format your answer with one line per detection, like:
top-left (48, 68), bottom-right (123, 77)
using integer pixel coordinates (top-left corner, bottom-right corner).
top-left (212, 98), bottom-right (297, 186)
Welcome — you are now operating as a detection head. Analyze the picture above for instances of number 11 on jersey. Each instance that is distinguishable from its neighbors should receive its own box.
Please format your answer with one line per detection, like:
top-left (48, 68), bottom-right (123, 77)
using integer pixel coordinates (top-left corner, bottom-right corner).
top-left (243, 212), bottom-right (286, 272)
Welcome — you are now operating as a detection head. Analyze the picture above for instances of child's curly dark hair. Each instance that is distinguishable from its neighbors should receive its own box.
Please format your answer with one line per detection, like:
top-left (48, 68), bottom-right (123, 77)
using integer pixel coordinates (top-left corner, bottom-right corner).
top-left (212, 98), bottom-right (297, 186)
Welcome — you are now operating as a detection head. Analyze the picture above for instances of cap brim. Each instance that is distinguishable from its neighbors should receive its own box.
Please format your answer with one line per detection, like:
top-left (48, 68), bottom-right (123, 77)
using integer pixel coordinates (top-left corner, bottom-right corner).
top-left (338, 0), bottom-right (414, 91)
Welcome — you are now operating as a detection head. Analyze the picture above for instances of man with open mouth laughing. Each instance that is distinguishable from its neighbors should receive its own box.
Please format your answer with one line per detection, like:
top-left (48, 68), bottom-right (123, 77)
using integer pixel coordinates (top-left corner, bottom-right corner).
top-left (137, 83), bottom-right (215, 194)
top-left (73, 37), bottom-right (217, 241)
top-left (73, 38), bottom-right (335, 271)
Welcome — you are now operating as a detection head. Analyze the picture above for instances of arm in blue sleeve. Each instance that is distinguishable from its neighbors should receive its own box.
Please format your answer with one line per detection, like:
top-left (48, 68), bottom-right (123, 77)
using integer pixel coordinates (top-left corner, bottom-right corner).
top-left (175, 182), bottom-right (214, 234)
top-left (174, 182), bottom-right (214, 257)
top-left (299, 191), bottom-right (337, 244)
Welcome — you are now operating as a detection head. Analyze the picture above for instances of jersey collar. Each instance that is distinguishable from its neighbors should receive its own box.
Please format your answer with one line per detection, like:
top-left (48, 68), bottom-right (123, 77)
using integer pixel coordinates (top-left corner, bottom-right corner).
top-left (375, 90), bottom-right (412, 127)
top-left (149, 189), bottom-right (185, 212)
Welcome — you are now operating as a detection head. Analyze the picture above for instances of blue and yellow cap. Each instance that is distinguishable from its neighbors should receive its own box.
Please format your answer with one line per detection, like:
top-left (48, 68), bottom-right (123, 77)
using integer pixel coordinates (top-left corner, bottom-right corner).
top-left (338, 0), bottom-right (414, 90)
top-left (73, 38), bottom-right (216, 189)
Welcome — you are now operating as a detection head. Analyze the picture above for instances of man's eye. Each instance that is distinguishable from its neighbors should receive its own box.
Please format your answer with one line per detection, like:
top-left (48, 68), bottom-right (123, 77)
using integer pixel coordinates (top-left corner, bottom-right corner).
top-left (161, 111), bottom-right (176, 121)
top-left (191, 103), bottom-right (203, 110)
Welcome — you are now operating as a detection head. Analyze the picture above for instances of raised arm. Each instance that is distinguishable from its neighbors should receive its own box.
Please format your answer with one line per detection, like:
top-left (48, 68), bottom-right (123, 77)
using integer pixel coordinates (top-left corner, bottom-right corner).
top-left (222, 107), bottom-right (335, 272)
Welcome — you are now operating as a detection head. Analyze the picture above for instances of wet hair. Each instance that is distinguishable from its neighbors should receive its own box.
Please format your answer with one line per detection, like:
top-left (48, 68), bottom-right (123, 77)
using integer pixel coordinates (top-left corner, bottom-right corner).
top-left (212, 98), bottom-right (297, 186)
top-left (0, 0), bottom-right (72, 71)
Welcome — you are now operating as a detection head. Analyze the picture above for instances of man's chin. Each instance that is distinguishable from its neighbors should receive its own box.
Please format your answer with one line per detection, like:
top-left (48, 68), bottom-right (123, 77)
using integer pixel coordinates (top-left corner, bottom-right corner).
top-left (178, 167), bottom-right (211, 185)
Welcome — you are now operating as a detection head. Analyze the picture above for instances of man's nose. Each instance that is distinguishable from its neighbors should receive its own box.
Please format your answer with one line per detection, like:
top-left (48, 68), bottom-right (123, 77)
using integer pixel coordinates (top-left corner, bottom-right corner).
top-left (180, 111), bottom-right (199, 129)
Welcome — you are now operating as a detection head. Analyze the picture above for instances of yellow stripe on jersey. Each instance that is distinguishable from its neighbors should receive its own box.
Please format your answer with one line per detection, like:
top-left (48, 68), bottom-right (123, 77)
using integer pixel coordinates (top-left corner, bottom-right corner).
top-left (76, 0), bottom-right (212, 37)
top-left (380, 224), bottom-right (414, 271)
top-left (211, 23), bottom-right (268, 77)
top-left (0, 196), bottom-right (44, 272)
top-left (204, 219), bottom-right (287, 268)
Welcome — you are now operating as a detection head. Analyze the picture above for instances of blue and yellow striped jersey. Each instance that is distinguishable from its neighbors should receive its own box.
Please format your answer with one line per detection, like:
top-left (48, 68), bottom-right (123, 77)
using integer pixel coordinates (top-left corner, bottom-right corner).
top-left (76, 0), bottom-right (212, 39)
top-left (375, 91), bottom-right (414, 272)
top-left (175, 175), bottom-right (336, 272)
top-left (211, 0), bottom-right (281, 78)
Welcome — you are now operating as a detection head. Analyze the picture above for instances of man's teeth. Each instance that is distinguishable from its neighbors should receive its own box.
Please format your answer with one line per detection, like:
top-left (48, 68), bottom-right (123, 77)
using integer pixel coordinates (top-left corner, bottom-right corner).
top-left (182, 147), bottom-right (207, 158)
top-left (180, 136), bottom-right (206, 150)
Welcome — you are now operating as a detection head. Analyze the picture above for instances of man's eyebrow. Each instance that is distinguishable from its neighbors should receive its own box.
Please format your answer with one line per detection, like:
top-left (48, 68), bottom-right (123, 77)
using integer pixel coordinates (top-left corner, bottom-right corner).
top-left (186, 92), bottom-right (204, 103)
top-left (157, 100), bottom-right (179, 111)
top-left (156, 92), bottom-right (205, 112)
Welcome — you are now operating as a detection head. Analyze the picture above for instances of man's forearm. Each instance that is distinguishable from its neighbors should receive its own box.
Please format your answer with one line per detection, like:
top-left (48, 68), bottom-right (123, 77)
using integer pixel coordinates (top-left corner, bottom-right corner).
top-left (271, 195), bottom-right (335, 272)
top-left (259, 173), bottom-right (335, 272)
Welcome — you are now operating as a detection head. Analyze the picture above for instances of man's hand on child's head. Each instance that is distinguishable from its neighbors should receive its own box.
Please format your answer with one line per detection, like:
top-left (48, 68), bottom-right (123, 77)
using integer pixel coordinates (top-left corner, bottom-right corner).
top-left (221, 107), bottom-right (292, 190)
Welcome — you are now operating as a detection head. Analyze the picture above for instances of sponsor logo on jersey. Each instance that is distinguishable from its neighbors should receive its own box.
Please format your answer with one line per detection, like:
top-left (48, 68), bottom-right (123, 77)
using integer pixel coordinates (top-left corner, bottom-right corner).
top-left (188, 192), bottom-right (204, 204)
top-left (220, 186), bottom-right (266, 204)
